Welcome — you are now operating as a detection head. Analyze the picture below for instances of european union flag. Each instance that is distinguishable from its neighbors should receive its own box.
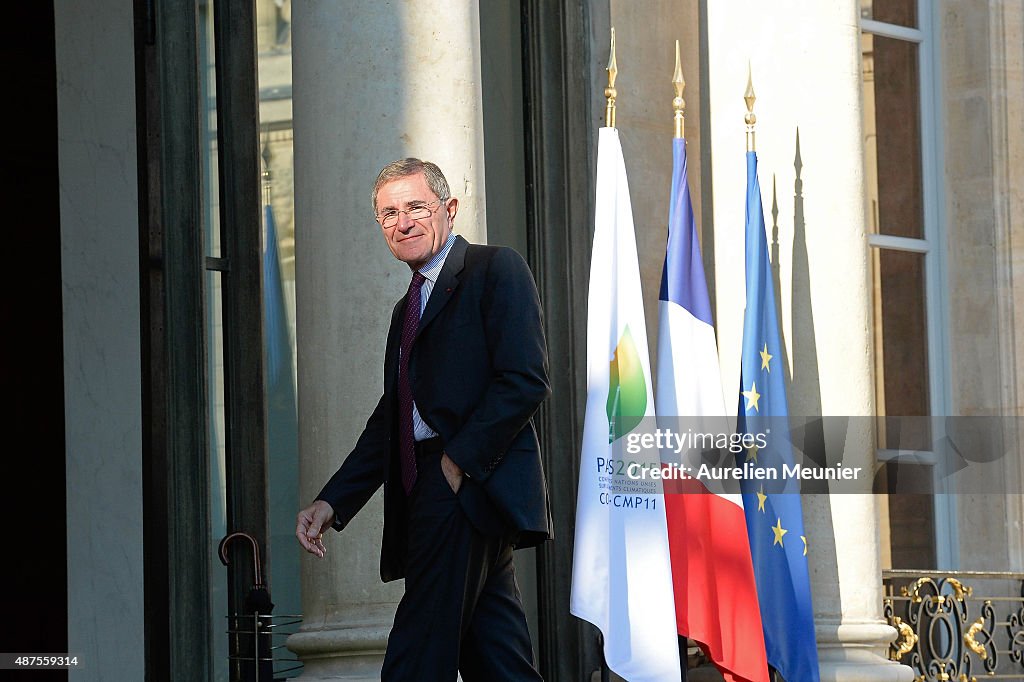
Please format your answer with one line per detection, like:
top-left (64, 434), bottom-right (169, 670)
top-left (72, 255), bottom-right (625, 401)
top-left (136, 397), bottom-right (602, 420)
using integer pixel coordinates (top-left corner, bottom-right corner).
top-left (263, 200), bottom-right (302, 627)
top-left (737, 151), bottom-right (820, 682)
top-left (263, 202), bottom-right (289, 387)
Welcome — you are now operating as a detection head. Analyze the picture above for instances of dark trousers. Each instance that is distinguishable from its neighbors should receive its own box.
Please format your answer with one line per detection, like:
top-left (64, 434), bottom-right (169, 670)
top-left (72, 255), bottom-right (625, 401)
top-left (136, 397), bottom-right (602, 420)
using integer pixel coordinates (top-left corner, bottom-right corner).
top-left (381, 441), bottom-right (543, 682)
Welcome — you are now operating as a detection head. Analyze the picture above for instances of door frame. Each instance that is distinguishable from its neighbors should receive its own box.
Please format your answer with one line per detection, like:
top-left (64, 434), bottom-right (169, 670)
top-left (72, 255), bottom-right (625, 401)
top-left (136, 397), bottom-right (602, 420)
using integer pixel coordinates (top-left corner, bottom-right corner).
top-left (137, 0), bottom-right (267, 679)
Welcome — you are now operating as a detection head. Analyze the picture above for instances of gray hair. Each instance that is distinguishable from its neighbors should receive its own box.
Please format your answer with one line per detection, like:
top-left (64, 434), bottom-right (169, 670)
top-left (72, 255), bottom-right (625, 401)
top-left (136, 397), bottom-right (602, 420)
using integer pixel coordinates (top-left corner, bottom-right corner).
top-left (371, 158), bottom-right (451, 213)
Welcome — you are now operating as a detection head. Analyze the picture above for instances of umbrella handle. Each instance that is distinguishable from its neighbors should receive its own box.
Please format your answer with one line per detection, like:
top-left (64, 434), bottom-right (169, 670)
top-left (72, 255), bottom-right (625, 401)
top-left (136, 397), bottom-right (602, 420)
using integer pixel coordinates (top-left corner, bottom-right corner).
top-left (218, 531), bottom-right (264, 587)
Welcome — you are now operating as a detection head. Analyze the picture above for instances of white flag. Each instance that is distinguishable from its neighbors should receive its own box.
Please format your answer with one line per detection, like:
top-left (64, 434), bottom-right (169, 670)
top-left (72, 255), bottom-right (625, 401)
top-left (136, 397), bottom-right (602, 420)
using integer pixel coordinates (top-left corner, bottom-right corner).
top-left (570, 127), bottom-right (681, 682)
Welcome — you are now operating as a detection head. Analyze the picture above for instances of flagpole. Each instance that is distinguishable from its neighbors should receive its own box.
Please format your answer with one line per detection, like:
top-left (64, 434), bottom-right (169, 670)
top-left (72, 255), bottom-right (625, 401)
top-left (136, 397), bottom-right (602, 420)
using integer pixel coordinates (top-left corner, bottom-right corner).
top-left (739, 65), bottom-right (821, 682)
top-left (670, 41), bottom-right (686, 676)
top-left (745, 64), bottom-right (756, 152)
top-left (605, 28), bottom-right (617, 129)
top-left (600, 29), bottom-right (615, 682)
top-left (577, 29), bottom-right (685, 681)
top-left (672, 40), bottom-right (685, 140)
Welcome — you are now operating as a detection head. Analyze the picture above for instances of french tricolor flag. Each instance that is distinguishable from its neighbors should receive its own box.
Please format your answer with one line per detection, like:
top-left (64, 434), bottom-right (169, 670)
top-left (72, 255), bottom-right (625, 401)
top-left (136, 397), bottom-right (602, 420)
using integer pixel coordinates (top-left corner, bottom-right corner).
top-left (656, 137), bottom-right (769, 682)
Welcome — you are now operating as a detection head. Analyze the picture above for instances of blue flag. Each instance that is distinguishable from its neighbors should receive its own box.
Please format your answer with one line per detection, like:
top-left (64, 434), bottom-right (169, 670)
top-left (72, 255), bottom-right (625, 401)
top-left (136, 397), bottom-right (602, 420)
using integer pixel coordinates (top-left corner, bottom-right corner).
top-left (263, 203), bottom-right (290, 387)
top-left (263, 200), bottom-right (302, 627)
top-left (737, 151), bottom-right (820, 682)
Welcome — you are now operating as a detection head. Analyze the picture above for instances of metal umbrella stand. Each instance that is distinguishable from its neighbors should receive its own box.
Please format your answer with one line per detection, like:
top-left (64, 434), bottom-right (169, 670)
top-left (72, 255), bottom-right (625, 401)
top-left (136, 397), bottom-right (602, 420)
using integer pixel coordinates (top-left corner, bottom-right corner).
top-left (219, 531), bottom-right (276, 682)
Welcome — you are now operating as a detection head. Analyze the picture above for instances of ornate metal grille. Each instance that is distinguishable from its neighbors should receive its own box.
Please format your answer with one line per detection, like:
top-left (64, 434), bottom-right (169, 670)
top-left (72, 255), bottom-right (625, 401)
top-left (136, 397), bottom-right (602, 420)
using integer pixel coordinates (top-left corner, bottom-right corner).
top-left (883, 570), bottom-right (1024, 681)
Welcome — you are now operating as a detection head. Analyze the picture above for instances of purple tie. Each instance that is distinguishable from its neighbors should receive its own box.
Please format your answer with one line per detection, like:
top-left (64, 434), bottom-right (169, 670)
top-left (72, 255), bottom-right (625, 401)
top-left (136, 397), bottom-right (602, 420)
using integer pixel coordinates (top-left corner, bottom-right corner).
top-left (399, 271), bottom-right (426, 494)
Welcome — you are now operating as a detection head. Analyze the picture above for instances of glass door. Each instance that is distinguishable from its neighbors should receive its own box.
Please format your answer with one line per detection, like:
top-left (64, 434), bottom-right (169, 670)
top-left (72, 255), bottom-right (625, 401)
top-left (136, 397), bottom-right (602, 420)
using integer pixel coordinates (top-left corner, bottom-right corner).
top-left (255, 0), bottom-right (301, 641)
top-left (198, 1), bottom-right (300, 679)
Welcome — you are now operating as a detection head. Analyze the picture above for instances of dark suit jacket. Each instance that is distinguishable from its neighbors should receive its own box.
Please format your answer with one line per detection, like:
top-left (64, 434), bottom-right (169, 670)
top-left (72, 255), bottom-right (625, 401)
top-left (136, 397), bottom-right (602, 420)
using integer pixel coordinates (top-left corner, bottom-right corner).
top-left (316, 236), bottom-right (552, 582)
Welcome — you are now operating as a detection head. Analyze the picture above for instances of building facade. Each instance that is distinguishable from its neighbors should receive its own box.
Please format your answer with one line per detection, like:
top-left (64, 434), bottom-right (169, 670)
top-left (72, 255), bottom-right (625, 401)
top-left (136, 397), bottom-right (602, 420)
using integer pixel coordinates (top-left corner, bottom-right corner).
top-left (15, 0), bottom-right (1021, 680)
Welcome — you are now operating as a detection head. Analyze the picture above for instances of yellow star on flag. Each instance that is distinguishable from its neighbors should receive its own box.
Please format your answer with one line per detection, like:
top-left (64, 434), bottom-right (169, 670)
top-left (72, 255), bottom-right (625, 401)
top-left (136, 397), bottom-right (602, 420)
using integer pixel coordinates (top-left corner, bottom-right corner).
top-left (771, 518), bottom-right (788, 546)
top-left (756, 485), bottom-right (767, 512)
top-left (746, 443), bottom-right (759, 463)
top-left (760, 343), bottom-right (773, 372)
top-left (801, 535), bottom-right (808, 556)
top-left (741, 381), bottom-right (761, 412)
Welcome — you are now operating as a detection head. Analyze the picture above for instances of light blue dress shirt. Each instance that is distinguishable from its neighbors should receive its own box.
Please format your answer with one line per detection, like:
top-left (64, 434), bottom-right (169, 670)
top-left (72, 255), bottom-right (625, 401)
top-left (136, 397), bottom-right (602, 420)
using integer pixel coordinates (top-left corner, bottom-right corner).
top-left (410, 232), bottom-right (457, 441)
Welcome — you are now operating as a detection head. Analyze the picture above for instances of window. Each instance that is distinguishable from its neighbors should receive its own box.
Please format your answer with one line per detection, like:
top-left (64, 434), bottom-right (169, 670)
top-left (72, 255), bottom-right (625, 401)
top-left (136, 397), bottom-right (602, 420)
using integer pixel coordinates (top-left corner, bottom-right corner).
top-left (860, 0), bottom-right (955, 570)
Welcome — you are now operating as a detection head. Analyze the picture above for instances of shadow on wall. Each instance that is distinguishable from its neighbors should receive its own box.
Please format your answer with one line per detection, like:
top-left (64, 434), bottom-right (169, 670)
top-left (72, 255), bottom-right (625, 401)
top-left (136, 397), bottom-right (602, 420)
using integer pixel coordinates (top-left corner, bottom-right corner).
top-left (774, 127), bottom-right (841, 612)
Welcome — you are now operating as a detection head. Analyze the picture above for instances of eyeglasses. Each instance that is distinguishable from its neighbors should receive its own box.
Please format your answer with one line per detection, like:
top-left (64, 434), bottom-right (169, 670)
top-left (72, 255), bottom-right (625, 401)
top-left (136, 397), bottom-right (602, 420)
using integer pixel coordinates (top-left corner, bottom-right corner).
top-left (375, 198), bottom-right (446, 228)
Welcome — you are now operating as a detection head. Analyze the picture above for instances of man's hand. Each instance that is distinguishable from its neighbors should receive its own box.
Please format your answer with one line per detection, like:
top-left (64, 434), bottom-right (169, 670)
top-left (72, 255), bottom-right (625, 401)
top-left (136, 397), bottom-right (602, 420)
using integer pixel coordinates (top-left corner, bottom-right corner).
top-left (296, 500), bottom-right (335, 558)
top-left (441, 452), bottom-right (463, 494)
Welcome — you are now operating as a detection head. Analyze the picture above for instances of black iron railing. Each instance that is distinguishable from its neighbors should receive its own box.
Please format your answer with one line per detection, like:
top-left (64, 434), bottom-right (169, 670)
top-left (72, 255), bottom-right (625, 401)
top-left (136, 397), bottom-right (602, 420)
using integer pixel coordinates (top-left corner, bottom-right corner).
top-left (883, 570), bottom-right (1024, 681)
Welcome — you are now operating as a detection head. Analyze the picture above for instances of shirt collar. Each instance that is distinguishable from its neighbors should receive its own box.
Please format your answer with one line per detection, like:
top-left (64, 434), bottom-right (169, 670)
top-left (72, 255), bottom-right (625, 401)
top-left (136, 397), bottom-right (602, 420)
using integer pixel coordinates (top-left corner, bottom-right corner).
top-left (417, 232), bottom-right (457, 284)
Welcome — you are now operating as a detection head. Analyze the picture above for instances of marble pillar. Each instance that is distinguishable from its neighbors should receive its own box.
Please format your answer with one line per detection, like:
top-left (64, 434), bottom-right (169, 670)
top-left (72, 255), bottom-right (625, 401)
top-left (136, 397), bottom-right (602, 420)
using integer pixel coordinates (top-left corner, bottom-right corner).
top-left (55, 1), bottom-right (145, 680)
top-left (288, 2), bottom-right (487, 678)
top-left (940, 0), bottom-right (1024, 571)
top-left (705, 1), bottom-right (912, 679)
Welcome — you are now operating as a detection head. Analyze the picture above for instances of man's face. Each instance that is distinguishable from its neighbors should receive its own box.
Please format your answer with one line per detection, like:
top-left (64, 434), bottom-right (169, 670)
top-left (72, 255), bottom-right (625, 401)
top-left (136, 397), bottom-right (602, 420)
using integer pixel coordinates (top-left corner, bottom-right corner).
top-left (375, 173), bottom-right (458, 271)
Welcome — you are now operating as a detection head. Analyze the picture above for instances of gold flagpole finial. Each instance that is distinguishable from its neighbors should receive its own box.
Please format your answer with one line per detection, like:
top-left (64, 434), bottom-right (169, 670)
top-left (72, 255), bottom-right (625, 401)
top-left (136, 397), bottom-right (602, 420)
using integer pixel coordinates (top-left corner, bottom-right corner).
top-left (605, 28), bottom-right (618, 128)
top-left (744, 62), bottom-right (757, 152)
top-left (672, 40), bottom-right (686, 139)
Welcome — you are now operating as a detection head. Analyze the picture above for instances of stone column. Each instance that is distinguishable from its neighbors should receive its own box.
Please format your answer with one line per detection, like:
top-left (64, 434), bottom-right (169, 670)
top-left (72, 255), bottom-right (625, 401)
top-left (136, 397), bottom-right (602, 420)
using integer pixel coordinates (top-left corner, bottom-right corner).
top-left (940, 0), bottom-right (1024, 571)
top-left (287, 2), bottom-right (487, 679)
top-left (56, 1), bottom-right (146, 680)
top-left (705, 1), bottom-right (912, 680)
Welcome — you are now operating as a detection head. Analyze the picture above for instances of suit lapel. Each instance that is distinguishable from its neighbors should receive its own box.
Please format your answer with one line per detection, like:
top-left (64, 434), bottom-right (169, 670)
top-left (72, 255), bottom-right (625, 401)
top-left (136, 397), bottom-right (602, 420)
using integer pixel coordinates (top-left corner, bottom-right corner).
top-left (417, 235), bottom-right (467, 336)
top-left (384, 296), bottom-right (405, 391)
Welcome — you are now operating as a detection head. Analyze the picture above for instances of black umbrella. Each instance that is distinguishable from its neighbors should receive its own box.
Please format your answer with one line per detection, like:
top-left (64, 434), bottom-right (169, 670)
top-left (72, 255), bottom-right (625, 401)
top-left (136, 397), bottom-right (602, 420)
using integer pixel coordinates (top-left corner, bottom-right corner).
top-left (219, 532), bottom-right (275, 682)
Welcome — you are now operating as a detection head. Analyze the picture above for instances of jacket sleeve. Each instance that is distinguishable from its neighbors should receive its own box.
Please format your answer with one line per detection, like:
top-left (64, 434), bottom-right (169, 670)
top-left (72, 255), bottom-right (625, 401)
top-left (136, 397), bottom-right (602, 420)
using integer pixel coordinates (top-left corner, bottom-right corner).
top-left (443, 248), bottom-right (550, 482)
top-left (315, 392), bottom-right (390, 531)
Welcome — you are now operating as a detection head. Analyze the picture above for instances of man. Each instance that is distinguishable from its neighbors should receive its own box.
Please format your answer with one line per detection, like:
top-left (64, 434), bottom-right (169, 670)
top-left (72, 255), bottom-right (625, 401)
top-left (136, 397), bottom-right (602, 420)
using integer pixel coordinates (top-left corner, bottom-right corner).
top-left (296, 158), bottom-right (551, 681)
